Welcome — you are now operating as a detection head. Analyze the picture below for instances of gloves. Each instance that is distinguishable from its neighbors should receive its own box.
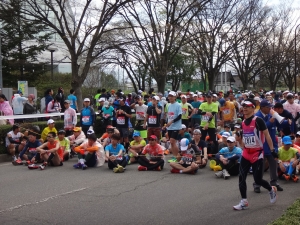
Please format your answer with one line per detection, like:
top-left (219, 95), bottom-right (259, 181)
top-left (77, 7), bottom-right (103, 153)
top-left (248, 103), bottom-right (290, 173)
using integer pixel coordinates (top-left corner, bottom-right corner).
top-left (271, 151), bottom-right (278, 159)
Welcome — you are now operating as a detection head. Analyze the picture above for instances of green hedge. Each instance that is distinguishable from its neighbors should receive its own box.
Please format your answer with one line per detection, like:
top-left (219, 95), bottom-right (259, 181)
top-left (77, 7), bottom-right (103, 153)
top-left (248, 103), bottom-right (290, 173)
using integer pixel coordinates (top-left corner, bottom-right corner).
top-left (0, 116), bottom-right (136, 154)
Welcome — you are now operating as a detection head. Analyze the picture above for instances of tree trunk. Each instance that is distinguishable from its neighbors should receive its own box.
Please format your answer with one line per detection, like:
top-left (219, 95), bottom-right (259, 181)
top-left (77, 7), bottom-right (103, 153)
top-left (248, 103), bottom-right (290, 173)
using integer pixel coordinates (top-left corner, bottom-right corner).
top-left (156, 76), bottom-right (166, 93)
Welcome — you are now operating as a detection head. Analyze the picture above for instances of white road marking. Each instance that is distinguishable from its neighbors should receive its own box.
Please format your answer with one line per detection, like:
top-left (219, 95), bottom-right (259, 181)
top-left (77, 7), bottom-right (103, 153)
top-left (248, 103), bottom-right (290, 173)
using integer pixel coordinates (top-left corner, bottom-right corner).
top-left (0, 187), bottom-right (89, 214)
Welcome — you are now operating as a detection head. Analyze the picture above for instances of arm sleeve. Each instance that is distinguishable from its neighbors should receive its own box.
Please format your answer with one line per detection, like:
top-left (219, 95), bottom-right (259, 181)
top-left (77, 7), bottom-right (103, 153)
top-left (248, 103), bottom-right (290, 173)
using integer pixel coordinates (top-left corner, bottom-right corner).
top-left (8, 137), bottom-right (20, 144)
top-left (173, 114), bottom-right (182, 123)
top-left (19, 143), bottom-right (29, 159)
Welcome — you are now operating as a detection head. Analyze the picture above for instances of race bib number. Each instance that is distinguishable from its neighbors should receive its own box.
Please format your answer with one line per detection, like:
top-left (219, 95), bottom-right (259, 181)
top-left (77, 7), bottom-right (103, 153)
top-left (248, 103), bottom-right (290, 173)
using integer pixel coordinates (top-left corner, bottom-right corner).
top-left (223, 109), bottom-right (230, 115)
top-left (65, 114), bottom-right (70, 120)
top-left (182, 154), bottom-right (193, 164)
top-left (136, 112), bottom-right (144, 120)
top-left (105, 114), bottom-right (110, 117)
top-left (168, 112), bottom-right (175, 120)
top-left (117, 117), bottom-right (125, 125)
top-left (202, 115), bottom-right (209, 122)
top-left (116, 155), bottom-right (123, 160)
top-left (29, 148), bottom-right (36, 153)
top-left (182, 108), bottom-right (187, 115)
top-left (82, 116), bottom-right (90, 123)
top-left (243, 135), bottom-right (256, 146)
top-left (148, 116), bottom-right (157, 124)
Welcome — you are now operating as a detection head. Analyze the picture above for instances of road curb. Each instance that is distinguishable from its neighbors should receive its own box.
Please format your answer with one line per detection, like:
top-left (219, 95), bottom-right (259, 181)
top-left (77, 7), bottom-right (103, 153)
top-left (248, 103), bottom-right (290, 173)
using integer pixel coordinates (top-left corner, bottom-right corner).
top-left (0, 154), bottom-right (11, 163)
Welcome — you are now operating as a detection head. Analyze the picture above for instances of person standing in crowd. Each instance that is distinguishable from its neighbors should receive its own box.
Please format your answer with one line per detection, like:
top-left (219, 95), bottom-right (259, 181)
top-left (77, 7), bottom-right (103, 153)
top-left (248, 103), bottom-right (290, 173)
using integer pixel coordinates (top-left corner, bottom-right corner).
top-left (12, 92), bottom-right (27, 122)
top-left (198, 93), bottom-right (219, 154)
top-left (115, 97), bottom-right (132, 151)
top-left (234, 99), bottom-right (277, 211)
top-left (165, 91), bottom-right (182, 163)
top-left (0, 94), bottom-right (13, 125)
top-left (80, 98), bottom-right (96, 136)
top-left (46, 95), bottom-right (61, 114)
top-left (253, 100), bottom-right (283, 192)
top-left (56, 87), bottom-right (65, 112)
top-left (44, 89), bottom-right (54, 108)
top-left (23, 94), bottom-right (37, 122)
top-left (68, 89), bottom-right (78, 112)
top-left (273, 102), bottom-right (295, 136)
top-left (132, 95), bottom-right (148, 140)
top-left (144, 96), bottom-right (161, 140)
top-left (94, 89), bottom-right (101, 107)
top-left (63, 100), bottom-right (77, 136)
top-left (191, 94), bottom-right (201, 130)
top-left (283, 93), bottom-right (300, 133)
top-left (180, 95), bottom-right (194, 128)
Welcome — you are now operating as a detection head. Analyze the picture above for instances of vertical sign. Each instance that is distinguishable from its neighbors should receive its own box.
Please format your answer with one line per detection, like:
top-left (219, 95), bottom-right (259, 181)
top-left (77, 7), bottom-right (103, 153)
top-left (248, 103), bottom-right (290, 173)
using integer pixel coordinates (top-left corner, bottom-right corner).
top-left (18, 81), bottom-right (28, 96)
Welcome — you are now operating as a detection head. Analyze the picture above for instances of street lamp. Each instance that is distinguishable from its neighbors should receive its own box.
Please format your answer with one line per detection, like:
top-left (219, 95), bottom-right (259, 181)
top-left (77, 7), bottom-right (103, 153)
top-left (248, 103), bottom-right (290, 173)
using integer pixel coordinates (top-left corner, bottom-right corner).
top-left (47, 47), bottom-right (57, 81)
top-left (295, 24), bottom-right (300, 93)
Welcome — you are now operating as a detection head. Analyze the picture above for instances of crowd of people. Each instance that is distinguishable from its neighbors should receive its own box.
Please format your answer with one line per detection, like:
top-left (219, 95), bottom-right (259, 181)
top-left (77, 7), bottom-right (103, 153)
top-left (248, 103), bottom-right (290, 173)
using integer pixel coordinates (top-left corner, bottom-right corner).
top-left (4, 87), bottom-right (300, 211)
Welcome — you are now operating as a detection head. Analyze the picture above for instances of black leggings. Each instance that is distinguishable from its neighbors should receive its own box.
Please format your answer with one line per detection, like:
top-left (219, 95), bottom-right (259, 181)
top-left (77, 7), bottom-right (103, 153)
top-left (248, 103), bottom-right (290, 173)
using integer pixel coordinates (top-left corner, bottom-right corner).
top-left (239, 157), bottom-right (272, 198)
top-left (108, 157), bottom-right (127, 169)
top-left (138, 157), bottom-right (164, 170)
top-left (200, 127), bottom-right (218, 154)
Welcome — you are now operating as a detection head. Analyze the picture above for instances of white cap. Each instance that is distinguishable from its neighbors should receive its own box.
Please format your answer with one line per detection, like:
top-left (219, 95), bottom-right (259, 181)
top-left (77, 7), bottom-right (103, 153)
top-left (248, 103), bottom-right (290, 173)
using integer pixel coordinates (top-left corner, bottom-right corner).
top-left (152, 96), bottom-right (160, 101)
top-left (193, 94), bottom-right (198, 97)
top-left (138, 90), bottom-right (142, 93)
top-left (47, 119), bottom-right (55, 124)
top-left (283, 90), bottom-right (289, 94)
top-left (190, 92), bottom-right (194, 95)
top-left (104, 101), bottom-right (109, 107)
top-left (168, 91), bottom-right (177, 96)
top-left (222, 132), bottom-right (230, 138)
top-left (213, 94), bottom-right (217, 97)
top-left (227, 136), bottom-right (236, 142)
top-left (254, 97), bottom-right (261, 102)
top-left (84, 98), bottom-right (90, 102)
top-left (180, 138), bottom-right (190, 151)
top-left (297, 131), bottom-right (300, 136)
top-left (234, 124), bottom-right (241, 128)
top-left (98, 98), bottom-right (105, 102)
top-left (181, 124), bottom-right (187, 129)
top-left (181, 95), bottom-right (187, 98)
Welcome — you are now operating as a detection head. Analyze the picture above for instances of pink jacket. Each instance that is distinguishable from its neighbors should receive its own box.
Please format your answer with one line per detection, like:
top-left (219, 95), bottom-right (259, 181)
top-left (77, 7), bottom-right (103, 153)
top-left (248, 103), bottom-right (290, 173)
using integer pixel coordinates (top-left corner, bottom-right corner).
top-left (0, 101), bottom-right (14, 124)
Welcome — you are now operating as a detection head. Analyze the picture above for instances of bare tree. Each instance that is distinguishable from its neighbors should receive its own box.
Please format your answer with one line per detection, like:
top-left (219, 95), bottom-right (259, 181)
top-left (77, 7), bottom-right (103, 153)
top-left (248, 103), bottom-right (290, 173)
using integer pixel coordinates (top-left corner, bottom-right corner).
top-left (10, 0), bottom-right (132, 109)
top-left (118, 0), bottom-right (210, 93)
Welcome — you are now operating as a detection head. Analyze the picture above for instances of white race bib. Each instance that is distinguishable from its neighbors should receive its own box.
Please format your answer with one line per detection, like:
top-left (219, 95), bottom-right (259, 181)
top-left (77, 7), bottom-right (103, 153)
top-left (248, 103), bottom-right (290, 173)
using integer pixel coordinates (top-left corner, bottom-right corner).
top-left (243, 135), bottom-right (256, 146)
top-left (148, 116), bottom-right (157, 124)
top-left (202, 115), bottom-right (209, 122)
top-left (82, 116), bottom-right (90, 123)
top-left (117, 117), bottom-right (125, 125)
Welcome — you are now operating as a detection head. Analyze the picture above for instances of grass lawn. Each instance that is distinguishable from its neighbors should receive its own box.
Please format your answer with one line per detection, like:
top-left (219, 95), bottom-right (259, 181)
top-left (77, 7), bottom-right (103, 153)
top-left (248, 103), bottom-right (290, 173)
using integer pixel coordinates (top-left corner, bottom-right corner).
top-left (269, 198), bottom-right (300, 225)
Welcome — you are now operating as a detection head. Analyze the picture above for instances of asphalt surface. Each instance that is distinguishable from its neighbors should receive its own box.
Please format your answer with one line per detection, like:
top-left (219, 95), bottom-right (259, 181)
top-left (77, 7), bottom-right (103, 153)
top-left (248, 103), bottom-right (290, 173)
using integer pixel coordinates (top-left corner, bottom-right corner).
top-left (0, 156), bottom-right (298, 225)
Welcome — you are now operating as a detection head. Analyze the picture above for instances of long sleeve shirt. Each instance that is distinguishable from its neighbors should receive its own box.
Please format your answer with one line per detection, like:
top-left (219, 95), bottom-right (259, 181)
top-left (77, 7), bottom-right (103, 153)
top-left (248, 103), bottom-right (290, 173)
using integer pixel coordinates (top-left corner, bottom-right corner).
top-left (64, 107), bottom-right (77, 129)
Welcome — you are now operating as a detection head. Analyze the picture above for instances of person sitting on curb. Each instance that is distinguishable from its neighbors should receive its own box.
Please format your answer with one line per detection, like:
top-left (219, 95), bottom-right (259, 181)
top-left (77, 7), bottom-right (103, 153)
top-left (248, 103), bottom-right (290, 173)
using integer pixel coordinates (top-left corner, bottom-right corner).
top-left (18, 130), bottom-right (41, 165)
top-left (41, 119), bottom-right (58, 142)
top-left (35, 132), bottom-right (63, 170)
top-left (6, 124), bottom-right (26, 163)
top-left (105, 134), bottom-right (127, 173)
top-left (68, 127), bottom-right (86, 157)
top-left (169, 138), bottom-right (201, 174)
top-left (278, 136), bottom-right (299, 182)
top-left (73, 133), bottom-right (105, 170)
top-left (137, 135), bottom-right (164, 171)
top-left (128, 131), bottom-right (146, 164)
top-left (214, 136), bottom-right (242, 179)
top-left (57, 130), bottom-right (71, 161)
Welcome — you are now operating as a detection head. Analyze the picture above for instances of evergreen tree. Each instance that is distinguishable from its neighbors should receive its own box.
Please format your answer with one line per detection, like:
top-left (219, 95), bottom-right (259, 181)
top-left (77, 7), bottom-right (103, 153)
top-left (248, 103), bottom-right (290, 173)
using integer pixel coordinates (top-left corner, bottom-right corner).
top-left (0, 0), bottom-right (51, 87)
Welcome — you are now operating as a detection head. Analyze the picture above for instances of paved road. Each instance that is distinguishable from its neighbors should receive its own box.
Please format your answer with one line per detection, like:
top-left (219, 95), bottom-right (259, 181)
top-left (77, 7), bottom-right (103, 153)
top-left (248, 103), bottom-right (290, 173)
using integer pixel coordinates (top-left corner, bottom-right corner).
top-left (0, 157), bottom-right (298, 225)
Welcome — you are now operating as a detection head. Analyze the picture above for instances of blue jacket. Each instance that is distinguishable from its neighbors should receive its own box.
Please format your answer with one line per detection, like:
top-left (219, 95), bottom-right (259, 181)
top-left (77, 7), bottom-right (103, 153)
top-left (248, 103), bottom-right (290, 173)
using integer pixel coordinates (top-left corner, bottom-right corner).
top-left (255, 110), bottom-right (278, 155)
top-left (80, 106), bottom-right (95, 126)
